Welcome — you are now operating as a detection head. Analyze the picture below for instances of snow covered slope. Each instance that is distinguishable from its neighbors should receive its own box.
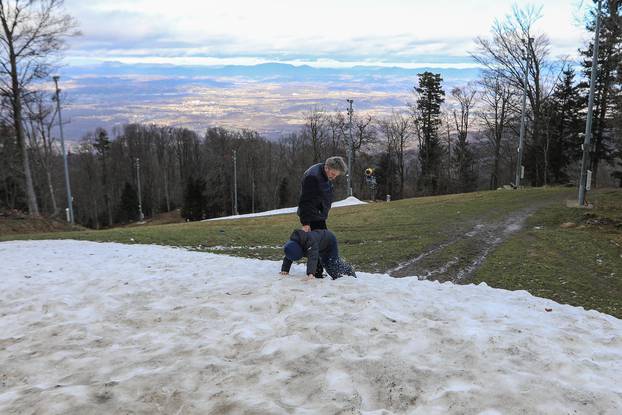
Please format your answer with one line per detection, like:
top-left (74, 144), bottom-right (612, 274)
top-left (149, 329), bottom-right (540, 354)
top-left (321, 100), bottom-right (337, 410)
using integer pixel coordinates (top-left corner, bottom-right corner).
top-left (205, 196), bottom-right (367, 221)
top-left (1, 240), bottom-right (620, 414)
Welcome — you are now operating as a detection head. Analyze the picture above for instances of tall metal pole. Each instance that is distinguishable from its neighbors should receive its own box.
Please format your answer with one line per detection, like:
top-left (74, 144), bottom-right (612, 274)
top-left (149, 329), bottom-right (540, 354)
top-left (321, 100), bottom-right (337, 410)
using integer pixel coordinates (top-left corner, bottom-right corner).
top-left (233, 150), bottom-right (239, 215)
top-left (579, 0), bottom-right (602, 206)
top-left (52, 76), bottom-right (74, 224)
top-left (136, 158), bottom-right (144, 222)
top-left (346, 99), bottom-right (354, 197)
top-left (515, 37), bottom-right (533, 189)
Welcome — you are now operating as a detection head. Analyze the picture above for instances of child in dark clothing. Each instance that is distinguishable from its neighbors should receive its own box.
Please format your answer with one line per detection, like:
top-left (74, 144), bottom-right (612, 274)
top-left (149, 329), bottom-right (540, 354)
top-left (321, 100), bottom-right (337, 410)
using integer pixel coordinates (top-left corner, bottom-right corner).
top-left (280, 228), bottom-right (357, 280)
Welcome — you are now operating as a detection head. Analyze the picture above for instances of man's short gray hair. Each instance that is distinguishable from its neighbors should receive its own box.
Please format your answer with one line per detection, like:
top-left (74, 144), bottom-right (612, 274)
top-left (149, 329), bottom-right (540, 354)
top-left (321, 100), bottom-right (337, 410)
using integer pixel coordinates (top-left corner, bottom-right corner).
top-left (325, 156), bottom-right (347, 174)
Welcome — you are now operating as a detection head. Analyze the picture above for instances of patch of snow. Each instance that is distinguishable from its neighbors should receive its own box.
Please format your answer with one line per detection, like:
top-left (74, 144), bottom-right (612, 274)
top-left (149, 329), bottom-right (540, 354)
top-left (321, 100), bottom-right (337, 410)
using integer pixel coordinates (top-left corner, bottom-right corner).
top-left (205, 196), bottom-right (367, 222)
top-left (205, 245), bottom-right (281, 251)
top-left (504, 223), bottom-right (522, 233)
top-left (0, 240), bottom-right (621, 414)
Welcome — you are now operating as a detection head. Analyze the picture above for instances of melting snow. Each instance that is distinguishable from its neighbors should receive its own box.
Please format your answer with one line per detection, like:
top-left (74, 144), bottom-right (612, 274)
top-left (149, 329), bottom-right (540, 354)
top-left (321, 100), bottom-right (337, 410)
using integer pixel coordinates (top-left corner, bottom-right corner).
top-left (1, 240), bottom-right (621, 414)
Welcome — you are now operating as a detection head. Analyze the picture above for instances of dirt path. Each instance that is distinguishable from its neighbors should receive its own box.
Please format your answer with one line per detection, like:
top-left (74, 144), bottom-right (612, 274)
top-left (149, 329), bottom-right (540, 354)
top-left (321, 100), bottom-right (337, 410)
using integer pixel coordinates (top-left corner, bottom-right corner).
top-left (387, 204), bottom-right (543, 283)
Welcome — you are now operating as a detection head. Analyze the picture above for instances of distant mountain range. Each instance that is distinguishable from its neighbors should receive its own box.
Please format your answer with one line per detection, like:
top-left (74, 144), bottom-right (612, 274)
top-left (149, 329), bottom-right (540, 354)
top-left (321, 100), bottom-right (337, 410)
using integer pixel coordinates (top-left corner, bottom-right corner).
top-left (61, 61), bottom-right (482, 82)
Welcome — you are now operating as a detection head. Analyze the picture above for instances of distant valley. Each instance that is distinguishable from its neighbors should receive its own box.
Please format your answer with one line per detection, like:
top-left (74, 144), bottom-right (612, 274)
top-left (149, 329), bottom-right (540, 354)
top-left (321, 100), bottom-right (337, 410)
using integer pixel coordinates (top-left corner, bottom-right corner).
top-left (55, 62), bottom-right (481, 140)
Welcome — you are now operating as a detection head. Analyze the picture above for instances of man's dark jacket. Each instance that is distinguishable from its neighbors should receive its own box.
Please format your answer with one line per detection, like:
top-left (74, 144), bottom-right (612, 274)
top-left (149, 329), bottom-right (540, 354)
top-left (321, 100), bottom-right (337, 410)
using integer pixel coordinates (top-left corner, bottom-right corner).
top-left (297, 163), bottom-right (333, 226)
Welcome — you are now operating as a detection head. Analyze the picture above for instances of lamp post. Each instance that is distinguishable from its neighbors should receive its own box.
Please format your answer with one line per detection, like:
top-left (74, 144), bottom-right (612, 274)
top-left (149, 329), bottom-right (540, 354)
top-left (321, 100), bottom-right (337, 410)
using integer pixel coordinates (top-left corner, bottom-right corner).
top-left (346, 99), bottom-right (354, 197)
top-left (52, 76), bottom-right (74, 224)
top-left (579, 0), bottom-right (602, 206)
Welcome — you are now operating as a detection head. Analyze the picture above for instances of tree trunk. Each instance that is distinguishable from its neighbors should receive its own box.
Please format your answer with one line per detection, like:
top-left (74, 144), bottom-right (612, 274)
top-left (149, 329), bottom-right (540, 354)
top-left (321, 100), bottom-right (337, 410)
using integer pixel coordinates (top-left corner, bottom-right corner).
top-left (494, 135), bottom-right (502, 190)
top-left (46, 170), bottom-right (58, 215)
top-left (10, 59), bottom-right (39, 216)
top-left (101, 154), bottom-right (113, 226)
top-left (164, 172), bottom-right (171, 212)
top-left (543, 125), bottom-right (550, 186)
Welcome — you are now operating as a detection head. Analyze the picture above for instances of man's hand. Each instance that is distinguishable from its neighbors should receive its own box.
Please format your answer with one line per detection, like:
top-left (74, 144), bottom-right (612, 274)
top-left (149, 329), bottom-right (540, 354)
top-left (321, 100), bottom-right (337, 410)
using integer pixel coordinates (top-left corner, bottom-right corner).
top-left (302, 225), bottom-right (311, 232)
top-left (279, 271), bottom-right (289, 276)
top-left (303, 274), bottom-right (315, 282)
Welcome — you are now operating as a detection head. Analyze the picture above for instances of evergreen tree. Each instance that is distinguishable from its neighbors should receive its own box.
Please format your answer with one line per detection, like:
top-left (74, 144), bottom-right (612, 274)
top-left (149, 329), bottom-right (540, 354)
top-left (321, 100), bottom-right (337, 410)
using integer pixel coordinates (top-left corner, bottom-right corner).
top-left (116, 182), bottom-right (139, 223)
top-left (277, 177), bottom-right (289, 208)
top-left (578, 0), bottom-right (622, 186)
top-left (453, 140), bottom-right (478, 192)
top-left (414, 72), bottom-right (445, 194)
top-left (93, 128), bottom-right (113, 226)
top-left (181, 177), bottom-right (207, 221)
top-left (614, 61), bottom-right (622, 186)
top-left (374, 152), bottom-right (399, 200)
top-left (0, 123), bottom-right (26, 211)
top-left (543, 68), bottom-right (584, 183)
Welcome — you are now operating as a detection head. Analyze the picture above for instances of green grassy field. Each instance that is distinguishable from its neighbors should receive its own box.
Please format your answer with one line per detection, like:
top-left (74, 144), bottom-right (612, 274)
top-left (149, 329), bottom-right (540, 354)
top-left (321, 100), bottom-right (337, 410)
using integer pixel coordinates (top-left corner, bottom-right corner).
top-left (2, 187), bottom-right (621, 318)
top-left (472, 189), bottom-right (622, 318)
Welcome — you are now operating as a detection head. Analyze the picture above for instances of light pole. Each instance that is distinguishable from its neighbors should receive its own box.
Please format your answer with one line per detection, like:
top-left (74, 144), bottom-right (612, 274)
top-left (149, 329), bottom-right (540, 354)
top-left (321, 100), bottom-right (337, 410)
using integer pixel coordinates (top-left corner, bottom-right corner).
top-left (346, 99), bottom-right (354, 197)
top-left (136, 158), bottom-right (144, 222)
top-left (515, 37), bottom-right (533, 189)
top-left (579, 0), bottom-right (602, 206)
top-left (52, 76), bottom-right (74, 224)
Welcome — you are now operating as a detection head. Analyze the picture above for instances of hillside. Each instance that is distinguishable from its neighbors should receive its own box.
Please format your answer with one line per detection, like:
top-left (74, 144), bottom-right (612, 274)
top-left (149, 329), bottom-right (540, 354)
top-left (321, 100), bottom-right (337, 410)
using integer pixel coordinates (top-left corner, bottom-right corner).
top-left (0, 211), bottom-right (83, 236)
top-left (2, 187), bottom-right (621, 317)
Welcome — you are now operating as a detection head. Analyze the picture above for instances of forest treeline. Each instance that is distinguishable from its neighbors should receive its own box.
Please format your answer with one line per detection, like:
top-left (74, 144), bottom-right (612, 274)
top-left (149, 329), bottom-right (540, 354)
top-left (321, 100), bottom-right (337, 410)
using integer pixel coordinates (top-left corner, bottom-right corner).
top-left (0, 2), bottom-right (620, 228)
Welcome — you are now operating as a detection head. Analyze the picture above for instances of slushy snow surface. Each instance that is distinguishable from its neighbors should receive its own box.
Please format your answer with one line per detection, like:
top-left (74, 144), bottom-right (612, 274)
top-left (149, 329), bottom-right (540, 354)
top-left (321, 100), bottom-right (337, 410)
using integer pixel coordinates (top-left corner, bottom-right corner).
top-left (205, 196), bottom-right (366, 221)
top-left (1, 240), bottom-right (621, 414)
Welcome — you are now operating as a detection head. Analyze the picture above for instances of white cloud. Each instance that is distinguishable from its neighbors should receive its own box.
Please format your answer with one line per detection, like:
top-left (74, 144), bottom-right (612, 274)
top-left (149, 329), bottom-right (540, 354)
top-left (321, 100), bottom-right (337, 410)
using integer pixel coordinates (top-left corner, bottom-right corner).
top-left (64, 0), bottom-right (590, 66)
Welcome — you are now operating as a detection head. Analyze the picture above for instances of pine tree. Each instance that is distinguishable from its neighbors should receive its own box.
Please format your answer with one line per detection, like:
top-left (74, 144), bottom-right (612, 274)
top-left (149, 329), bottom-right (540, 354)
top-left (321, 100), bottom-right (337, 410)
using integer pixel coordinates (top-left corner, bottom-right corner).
top-left (374, 152), bottom-right (399, 200)
top-left (578, 0), bottom-right (622, 186)
top-left (93, 128), bottom-right (113, 226)
top-left (414, 72), bottom-right (445, 194)
top-left (277, 177), bottom-right (289, 208)
top-left (543, 68), bottom-right (584, 183)
top-left (116, 182), bottom-right (139, 223)
top-left (181, 177), bottom-right (207, 221)
top-left (453, 140), bottom-right (478, 192)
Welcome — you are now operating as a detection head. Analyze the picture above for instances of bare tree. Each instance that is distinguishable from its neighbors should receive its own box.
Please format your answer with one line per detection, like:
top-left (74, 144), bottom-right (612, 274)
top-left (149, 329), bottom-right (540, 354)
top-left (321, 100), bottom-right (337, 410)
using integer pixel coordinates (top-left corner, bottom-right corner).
top-left (387, 111), bottom-right (411, 198)
top-left (23, 89), bottom-right (58, 215)
top-left (441, 110), bottom-right (453, 189)
top-left (472, 5), bottom-right (561, 186)
top-left (154, 127), bottom-right (174, 212)
top-left (478, 71), bottom-right (518, 189)
top-left (452, 84), bottom-right (477, 142)
top-left (352, 114), bottom-right (376, 162)
top-left (377, 117), bottom-right (397, 198)
top-left (303, 107), bottom-right (326, 163)
top-left (332, 111), bottom-right (377, 193)
top-left (326, 112), bottom-right (346, 156)
top-left (0, 0), bottom-right (78, 216)
top-left (451, 84), bottom-right (478, 192)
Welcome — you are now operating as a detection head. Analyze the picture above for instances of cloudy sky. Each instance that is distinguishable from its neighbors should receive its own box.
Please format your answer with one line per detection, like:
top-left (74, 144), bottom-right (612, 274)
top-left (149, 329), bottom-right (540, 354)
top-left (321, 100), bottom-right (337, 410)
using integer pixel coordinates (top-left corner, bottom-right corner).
top-left (64, 0), bottom-right (591, 68)
top-left (55, 0), bottom-right (595, 139)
